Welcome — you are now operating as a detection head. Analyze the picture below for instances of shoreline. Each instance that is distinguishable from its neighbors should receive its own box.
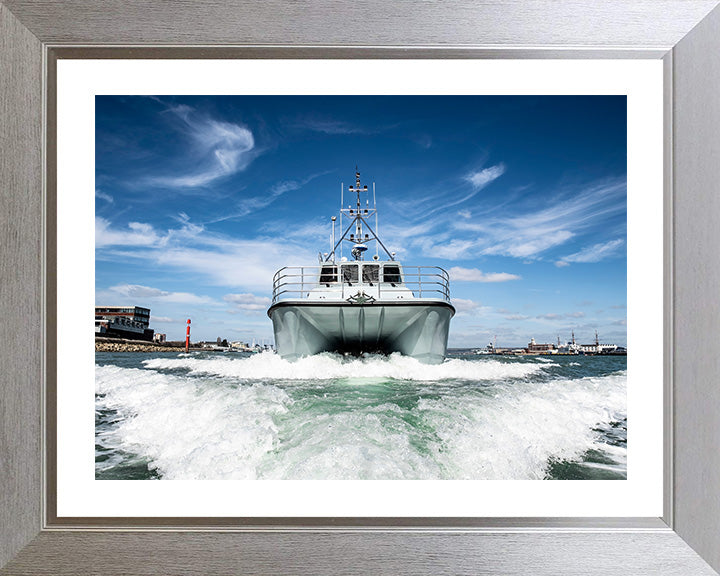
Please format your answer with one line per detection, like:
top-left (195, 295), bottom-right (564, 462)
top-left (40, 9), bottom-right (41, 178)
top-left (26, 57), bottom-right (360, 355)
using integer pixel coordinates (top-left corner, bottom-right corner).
top-left (95, 337), bottom-right (195, 353)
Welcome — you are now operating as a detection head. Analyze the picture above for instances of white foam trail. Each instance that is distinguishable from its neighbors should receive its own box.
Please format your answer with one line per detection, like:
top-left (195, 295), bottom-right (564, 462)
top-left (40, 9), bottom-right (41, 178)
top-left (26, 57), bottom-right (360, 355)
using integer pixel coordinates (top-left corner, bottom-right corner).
top-left (414, 372), bottom-right (627, 479)
top-left (142, 351), bottom-right (547, 382)
top-left (97, 364), bottom-right (291, 479)
top-left (97, 357), bottom-right (626, 480)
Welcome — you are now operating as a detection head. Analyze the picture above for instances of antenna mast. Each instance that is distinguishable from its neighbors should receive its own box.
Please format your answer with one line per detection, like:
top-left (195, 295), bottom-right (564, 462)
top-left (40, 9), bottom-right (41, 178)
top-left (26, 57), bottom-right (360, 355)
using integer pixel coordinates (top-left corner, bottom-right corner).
top-left (325, 168), bottom-right (394, 262)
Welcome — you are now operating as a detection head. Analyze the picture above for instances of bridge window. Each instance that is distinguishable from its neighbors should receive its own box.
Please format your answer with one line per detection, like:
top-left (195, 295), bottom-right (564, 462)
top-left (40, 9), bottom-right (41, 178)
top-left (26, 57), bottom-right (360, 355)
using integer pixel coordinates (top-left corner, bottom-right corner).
top-left (383, 265), bottom-right (402, 284)
top-left (341, 264), bottom-right (358, 284)
top-left (362, 265), bottom-right (379, 284)
top-left (319, 265), bottom-right (338, 284)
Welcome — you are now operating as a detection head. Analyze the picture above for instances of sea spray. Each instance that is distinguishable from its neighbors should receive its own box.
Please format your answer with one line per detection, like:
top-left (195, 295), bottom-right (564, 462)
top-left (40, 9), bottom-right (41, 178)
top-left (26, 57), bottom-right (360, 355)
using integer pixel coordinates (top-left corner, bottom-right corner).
top-left (141, 351), bottom-right (550, 382)
top-left (96, 351), bottom-right (626, 480)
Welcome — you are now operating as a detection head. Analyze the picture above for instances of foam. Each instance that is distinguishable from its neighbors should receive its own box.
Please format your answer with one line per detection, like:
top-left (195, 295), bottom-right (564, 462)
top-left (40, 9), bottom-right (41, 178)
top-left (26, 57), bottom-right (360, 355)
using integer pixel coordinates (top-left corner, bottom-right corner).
top-left (96, 364), bottom-right (291, 479)
top-left (413, 372), bottom-right (627, 479)
top-left (142, 351), bottom-right (548, 382)
top-left (96, 358), bottom-right (626, 480)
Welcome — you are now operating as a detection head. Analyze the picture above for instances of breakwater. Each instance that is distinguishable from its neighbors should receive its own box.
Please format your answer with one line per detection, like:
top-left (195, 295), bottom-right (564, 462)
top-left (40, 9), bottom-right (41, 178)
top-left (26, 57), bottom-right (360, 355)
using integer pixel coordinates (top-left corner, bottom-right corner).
top-left (95, 337), bottom-right (193, 353)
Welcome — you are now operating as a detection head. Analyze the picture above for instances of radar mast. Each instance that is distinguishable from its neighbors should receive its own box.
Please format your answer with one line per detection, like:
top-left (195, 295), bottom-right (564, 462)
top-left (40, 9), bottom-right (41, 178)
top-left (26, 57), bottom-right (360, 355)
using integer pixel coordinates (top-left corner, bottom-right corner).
top-left (326, 169), bottom-right (394, 262)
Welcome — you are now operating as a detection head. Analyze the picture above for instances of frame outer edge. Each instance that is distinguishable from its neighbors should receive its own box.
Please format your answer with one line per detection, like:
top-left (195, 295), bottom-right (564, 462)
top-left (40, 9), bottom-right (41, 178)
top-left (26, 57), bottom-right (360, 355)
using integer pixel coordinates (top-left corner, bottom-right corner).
top-left (0, 2), bottom-right (44, 570)
top-left (2, 531), bottom-right (720, 576)
top-left (0, 1), bottom-right (719, 574)
top-left (1, 0), bottom-right (719, 47)
top-left (671, 3), bottom-right (720, 572)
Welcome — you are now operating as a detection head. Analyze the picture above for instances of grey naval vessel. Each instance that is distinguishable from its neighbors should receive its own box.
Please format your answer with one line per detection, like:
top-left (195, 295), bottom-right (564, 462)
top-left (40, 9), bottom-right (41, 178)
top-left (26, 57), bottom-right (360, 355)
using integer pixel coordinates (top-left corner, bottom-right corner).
top-left (267, 170), bottom-right (455, 364)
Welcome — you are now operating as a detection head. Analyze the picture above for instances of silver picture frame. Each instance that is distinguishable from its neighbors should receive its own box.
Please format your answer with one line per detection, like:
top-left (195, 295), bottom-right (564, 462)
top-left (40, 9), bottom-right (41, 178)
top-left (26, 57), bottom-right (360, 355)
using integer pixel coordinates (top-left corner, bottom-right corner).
top-left (2, 1), bottom-right (720, 574)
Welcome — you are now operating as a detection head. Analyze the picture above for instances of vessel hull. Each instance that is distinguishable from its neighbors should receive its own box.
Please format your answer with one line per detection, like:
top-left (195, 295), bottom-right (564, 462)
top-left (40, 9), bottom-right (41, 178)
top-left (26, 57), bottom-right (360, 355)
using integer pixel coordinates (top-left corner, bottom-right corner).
top-left (268, 301), bottom-right (455, 364)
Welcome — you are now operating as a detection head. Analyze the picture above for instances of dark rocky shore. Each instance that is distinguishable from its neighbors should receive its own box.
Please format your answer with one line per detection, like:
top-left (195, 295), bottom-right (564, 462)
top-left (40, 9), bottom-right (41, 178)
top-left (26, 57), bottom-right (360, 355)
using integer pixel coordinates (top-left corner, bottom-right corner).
top-left (95, 337), bottom-right (197, 353)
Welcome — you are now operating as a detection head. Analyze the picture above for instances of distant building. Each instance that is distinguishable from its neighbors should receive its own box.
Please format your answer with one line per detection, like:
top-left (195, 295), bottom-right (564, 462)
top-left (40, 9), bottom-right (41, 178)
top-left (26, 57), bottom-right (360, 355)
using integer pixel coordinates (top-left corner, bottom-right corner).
top-left (527, 338), bottom-right (555, 353)
top-left (580, 343), bottom-right (619, 354)
top-left (230, 340), bottom-right (273, 352)
top-left (95, 306), bottom-right (154, 341)
top-left (579, 330), bottom-right (619, 354)
top-left (153, 333), bottom-right (166, 343)
top-left (557, 330), bottom-right (582, 354)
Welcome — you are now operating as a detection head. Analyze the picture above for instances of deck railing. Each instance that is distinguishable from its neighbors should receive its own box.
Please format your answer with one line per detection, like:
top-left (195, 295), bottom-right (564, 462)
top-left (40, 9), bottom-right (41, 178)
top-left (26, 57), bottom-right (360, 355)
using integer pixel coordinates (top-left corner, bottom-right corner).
top-left (271, 265), bottom-right (451, 305)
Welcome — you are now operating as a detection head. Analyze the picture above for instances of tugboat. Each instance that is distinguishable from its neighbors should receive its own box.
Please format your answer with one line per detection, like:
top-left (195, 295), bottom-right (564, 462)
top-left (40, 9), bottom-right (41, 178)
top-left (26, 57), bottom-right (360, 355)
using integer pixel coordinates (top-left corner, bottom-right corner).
top-left (267, 170), bottom-right (455, 364)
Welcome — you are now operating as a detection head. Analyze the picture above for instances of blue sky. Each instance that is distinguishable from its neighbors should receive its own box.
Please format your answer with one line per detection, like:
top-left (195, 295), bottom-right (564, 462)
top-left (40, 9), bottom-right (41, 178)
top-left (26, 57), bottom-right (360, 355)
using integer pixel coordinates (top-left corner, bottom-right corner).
top-left (95, 95), bottom-right (627, 347)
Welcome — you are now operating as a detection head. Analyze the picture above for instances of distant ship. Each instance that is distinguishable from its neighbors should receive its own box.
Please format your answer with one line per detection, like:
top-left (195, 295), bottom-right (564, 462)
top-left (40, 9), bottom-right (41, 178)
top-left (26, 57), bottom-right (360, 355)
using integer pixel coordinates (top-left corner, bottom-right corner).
top-left (267, 170), bottom-right (455, 364)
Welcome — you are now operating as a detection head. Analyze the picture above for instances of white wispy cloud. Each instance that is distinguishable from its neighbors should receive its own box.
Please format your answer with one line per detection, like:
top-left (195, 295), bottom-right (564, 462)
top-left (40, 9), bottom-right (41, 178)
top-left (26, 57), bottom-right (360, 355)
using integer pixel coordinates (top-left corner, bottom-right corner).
top-left (504, 314), bottom-right (530, 321)
top-left (481, 182), bottom-right (625, 259)
top-left (207, 172), bottom-right (329, 224)
top-left (96, 217), bottom-right (316, 290)
top-left (298, 118), bottom-right (368, 134)
top-left (565, 311), bottom-right (586, 318)
top-left (95, 189), bottom-right (113, 203)
top-left (415, 238), bottom-right (476, 260)
top-left (536, 313), bottom-right (562, 320)
top-left (95, 217), bottom-right (204, 249)
top-left (555, 238), bottom-right (625, 267)
top-left (430, 179), bottom-right (627, 261)
top-left (535, 311), bottom-right (585, 320)
top-left (97, 284), bottom-right (219, 305)
top-left (382, 176), bottom-right (625, 262)
top-left (452, 298), bottom-right (482, 315)
top-left (149, 241), bottom-right (313, 289)
top-left (151, 105), bottom-right (257, 188)
top-left (223, 293), bottom-right (272, 311)
top-left (261, 220), bottom-right (331, 250)
top-left (425, 163), bottom-right (505, 215)
top-left (293, 115), bottom-right (402, 136)
top-left (206, 182), bottom-right (299, 224)
top-left (465, 164), bottom-right (506, 190)
top-left (448, 267), bottom-right (521, 283)
top-left (483, 230), bottom-right (575, 259)
top-left (95, 217), bottom-right (160, 247)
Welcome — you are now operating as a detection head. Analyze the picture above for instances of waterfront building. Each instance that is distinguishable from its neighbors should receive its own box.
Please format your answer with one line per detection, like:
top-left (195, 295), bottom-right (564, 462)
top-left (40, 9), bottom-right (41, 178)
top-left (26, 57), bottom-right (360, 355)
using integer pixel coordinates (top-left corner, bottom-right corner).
top-left (580, 342), bottom-right (620, 354)
top-left (527, 337), bottom-right (556, 353)
top-left (95, 306), bottom-right (154, 341)
top-left (579, 330), bottom-right (620, 354)
top-left (556, 330), bottom-right (582, 354)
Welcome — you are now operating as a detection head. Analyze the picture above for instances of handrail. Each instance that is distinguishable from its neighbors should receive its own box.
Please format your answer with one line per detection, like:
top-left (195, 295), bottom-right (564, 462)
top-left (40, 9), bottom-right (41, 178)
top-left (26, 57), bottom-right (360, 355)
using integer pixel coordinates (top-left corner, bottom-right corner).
top-left (270, 264), bottom-right (452, 304)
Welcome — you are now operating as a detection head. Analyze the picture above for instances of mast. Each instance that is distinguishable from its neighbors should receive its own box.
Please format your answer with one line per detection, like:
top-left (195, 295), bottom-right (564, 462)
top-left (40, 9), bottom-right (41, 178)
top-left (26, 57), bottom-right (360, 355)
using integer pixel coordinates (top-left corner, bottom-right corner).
top-left (331, 216), bottom-right (336, 261)
top-left (353, 169), bottom-right (364, 250)
top-left (374, 182), bottom-right (378, 259)
top-left (325, 168), bottom-right (394, 262)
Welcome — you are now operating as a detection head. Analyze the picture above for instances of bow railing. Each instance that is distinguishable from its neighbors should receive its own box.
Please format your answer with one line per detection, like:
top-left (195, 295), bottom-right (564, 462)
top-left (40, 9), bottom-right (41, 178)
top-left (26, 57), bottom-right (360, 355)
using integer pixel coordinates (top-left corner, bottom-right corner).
top-left (271, 265), bottom-right (451, 304)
